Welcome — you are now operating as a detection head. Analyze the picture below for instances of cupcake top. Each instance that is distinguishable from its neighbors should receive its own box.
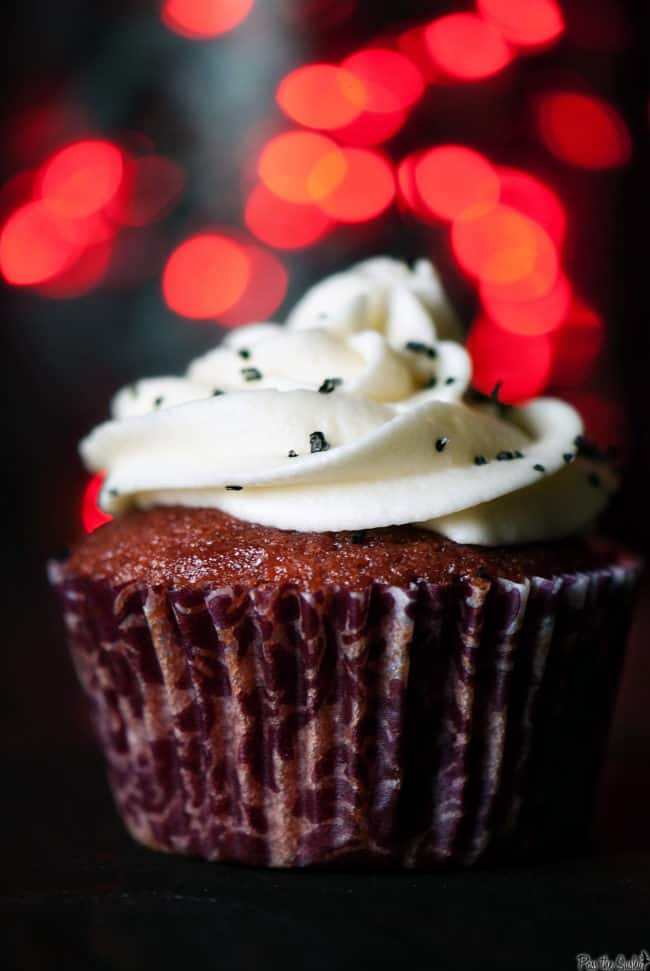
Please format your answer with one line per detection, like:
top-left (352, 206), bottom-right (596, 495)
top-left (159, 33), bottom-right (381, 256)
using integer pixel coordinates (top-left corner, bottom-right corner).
top-left (81, 256), bottom-right (616, 546)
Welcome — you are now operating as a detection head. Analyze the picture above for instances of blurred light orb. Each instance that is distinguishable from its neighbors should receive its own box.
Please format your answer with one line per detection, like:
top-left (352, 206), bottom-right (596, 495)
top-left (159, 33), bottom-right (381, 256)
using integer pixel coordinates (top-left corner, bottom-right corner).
top-left (328, 105), bottom-right (407, 147)
top-left (468, 314), bottom-right (552, 402)
top-left (316, 149), bottom-right (394, 223)
top-left (414, 145), bottom-right (500, 221)
top-left (54, 210), bottom-right (116, 248)
top-left (258, 131), bottom-right (347, 204)
top-left (40, 140), bottom-right (124, 219)
top-left (217, 244), bottom-right (288, 326)
top-left (452, 204), bottom-right (558, 292)
top-left (396, 154), bottom-right (422, 215)
top-left (536, 92), bottom-right (632, 170)
top-left (425, 13), bottom-right (512, 81)
top-left (37, 240), bottom-right (113, 300)
top-left (244, 184), bottom-right (332, 249)
top-left (82, 473), bottom-right (112, 533)
top-left (496, 167), bottom-right (566, 246)
top-left (162, 233), bottom-right (250, 318)
top-left (477, 0), bottom-right (564, 48)
top-left (276, 65), bottom-right (365, 130)
top-left (0, 201), bottom-right (79, 285)
top-left (397, 26), bottom-right (440, 84)
top-left (341, 49), bottom-right (425, 114)
top-left (481, 271), bottom-right (571, 336)
top-left (162, 0), bottom-right (254, 39)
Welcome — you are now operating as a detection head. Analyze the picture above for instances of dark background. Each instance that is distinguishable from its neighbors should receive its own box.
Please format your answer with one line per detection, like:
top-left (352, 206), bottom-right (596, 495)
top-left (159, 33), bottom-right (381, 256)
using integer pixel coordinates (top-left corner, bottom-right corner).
top-left (2, 1), bottom-right (649, 967)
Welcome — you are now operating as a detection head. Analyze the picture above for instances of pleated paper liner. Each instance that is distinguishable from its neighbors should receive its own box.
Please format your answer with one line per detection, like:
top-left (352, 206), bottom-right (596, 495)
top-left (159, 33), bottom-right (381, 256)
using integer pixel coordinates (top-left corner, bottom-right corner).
top-left (48, 549), bottom-right (641, 867)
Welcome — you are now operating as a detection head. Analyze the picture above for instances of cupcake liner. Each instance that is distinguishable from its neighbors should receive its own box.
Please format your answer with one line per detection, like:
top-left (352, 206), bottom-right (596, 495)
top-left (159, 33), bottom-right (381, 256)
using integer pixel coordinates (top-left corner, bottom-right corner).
top-left (48, 551), bottom-right (642, 867)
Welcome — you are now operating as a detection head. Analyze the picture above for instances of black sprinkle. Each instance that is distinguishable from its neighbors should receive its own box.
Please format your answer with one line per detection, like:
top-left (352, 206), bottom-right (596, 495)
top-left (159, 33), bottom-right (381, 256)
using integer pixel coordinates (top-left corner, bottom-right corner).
top-left (108, 488), bottom-right (119, 497)
top-left (154, 396), bottom-right (164, 408)
top-left (225, 485), bottom-right (243, 491)
top-left (435, 437), bottom-right (448, 453)
top-left (445, 376), bottom-right (456, 385)
top-left (238, 348), bottom-right (251, 359)
top-left (588, 472), bottom-right (602, 488)
top-left (533, 464), bottom-right (546, 473)
top-left (318, 377), bottom-right (342, 394)
top-left (351, 531), bottom-right (366, 545)
top-left (574, 434), bottom-right (608, 462)
top-left (212, 388), bottom-right (224, 396)
top-left (310, 431), bottom-right (330, 453)
top-left (287, 449), bottom-right (298, 458)
top-left (468, 382), bottom-right (512, 417)
top-left (496, 451), bottom-right (515, 461)
top-left (405, 340), bottom-right (437, 359)
top-left (423, 376), bottom-right (437, 389)
top-left (490, 381), bottom-right (504, 404)
top-left (241, 367), bottom-right (262, 382)
top-left (477, 566), bottom-right (490, 580)
top-left (513, 450), bottom-right (524, 459)
top-left (563, 452), bottom-right (575, 463)
top-left (474, 455), bottom-right (488, 466)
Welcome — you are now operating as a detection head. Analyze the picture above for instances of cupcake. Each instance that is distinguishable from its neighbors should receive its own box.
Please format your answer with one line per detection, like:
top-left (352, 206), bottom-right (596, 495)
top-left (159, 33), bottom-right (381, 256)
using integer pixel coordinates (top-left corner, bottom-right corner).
top-left (49, 257), bottom-right (641, 867)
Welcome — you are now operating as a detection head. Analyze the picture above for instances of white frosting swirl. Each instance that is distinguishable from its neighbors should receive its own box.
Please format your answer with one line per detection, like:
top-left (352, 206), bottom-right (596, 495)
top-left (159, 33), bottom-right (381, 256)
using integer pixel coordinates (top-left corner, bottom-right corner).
top-left (81, 257), bottom-right (615, 545)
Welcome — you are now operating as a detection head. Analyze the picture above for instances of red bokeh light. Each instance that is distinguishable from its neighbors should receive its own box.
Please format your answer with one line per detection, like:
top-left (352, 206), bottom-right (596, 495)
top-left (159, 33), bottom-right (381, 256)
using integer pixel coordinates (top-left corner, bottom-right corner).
top-left (477, 0), bottom-right (564, 48)
top-left (398, 26), bottom-right (440, 84)
top-left (396, 154), bottom-right (422, 216)
top-left (548, 298), bottom-right (605, 386)
top-left (244, 183), bottom-right (332, 249)
top-left (329, 106), bottom-right (407, 147)
top-left (316, 149), bottom-right (394, 223)
top-left (258, 131), bottom-right (346, 204)
top-left (0, 201), bottom-right (79, 285)
top-left (217, 244), bottom-right (288, 326)
top-left (81, 473), bottom-right (112, 533)
top-left (162, 0), bottom-right (254, 39)
top-left (40, 140), bottom-right (124, 219)
top-left (425, 13), bottom-right (512, 81)
top-left (468, 314), bottom-right (552, 403)
top-left (116, 155), bottom-right (186, 226)
top-left (327, 48), bottom-right (422, 147)
top-left (414, 145), bottom-right (500, 221)
top-left (497, 167), bottom-right (566, 246)
top-left (341, 49), bottom-right (425, 114)
top-left (536, 92), bottom-right (632, 170)
top-left (276, 64), bottom-right (365, 130)
top-left (37, 240), bottom-right (113, 299)
top-left (54, 210), bottom-right (117, 248)
top-left (162, 233), bottom-right (250, 318)
top-left (451, 204), bottom-right (558, 292)
top-left (481, 271), bottom-right (571, 336)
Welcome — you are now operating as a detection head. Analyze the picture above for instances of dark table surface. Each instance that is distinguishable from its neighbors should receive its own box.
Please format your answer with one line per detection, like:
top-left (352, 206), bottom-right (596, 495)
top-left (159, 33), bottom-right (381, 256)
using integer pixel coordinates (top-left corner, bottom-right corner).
top-left (3, 581), bottom-right (650, 971)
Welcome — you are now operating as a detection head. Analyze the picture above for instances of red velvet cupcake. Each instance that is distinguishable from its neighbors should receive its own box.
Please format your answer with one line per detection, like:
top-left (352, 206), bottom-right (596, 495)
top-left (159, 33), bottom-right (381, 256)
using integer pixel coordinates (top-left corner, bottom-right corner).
top-left (49, 258), bottom-right (642, 866)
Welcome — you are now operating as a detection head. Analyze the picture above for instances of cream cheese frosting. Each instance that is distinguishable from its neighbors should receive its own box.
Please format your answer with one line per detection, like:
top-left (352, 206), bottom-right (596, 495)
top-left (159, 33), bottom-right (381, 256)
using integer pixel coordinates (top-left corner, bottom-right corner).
top-left (81, 256), bottom-right (615, 545)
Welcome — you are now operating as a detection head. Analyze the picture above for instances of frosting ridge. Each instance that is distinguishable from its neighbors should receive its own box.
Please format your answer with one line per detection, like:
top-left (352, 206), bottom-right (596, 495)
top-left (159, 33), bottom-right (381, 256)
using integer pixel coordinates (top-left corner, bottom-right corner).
top-left (80, 256), bottom-right (615, 545)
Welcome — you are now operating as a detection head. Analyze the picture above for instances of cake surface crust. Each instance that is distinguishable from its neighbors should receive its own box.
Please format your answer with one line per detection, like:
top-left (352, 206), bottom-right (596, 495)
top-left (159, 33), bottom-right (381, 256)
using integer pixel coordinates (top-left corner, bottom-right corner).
top-left (65, 506), bottom-right (614, 590)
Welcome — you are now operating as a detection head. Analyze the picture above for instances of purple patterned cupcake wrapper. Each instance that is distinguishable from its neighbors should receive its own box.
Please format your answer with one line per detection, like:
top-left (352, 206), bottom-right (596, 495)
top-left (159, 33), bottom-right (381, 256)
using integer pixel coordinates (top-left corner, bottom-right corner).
top-left (48, 553), bottom-right (642, 867)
